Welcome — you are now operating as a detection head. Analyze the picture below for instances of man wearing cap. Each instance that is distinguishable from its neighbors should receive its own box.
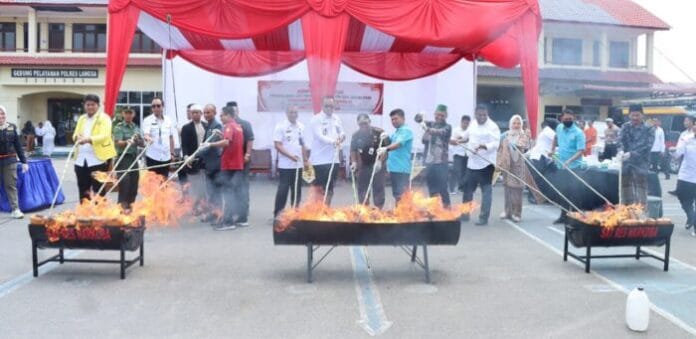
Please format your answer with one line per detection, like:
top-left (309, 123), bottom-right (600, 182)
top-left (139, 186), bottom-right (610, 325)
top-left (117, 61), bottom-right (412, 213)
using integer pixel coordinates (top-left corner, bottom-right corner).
top-left (350, 113), bottom-right (389, 209)
top-left (601, 117), bottom-right (620, 161)
top-left (142, 97), bottom-right (175, 179)
top-left (180, 104), bottom-right (207, 214)
top-left (224, 102), bottom-right (254, 227)
top-left (619, 105), bottom-right (655, 205)
top-left (422, 104), bottom-right (452, 207)
top-left (309, 96), bottom-right (345, 205)
top-left (113, 107), bottom-right (143, 210)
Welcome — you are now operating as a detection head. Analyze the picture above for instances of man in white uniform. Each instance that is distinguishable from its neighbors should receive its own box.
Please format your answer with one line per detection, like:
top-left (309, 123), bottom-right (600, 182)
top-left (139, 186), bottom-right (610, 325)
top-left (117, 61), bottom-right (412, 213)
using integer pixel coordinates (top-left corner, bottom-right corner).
top-left (142, 97), bottom-right (175, 179)
top-left (273, 106), bottom-right (307, 218)
top-left (309, 96), bottom-right (345, 205)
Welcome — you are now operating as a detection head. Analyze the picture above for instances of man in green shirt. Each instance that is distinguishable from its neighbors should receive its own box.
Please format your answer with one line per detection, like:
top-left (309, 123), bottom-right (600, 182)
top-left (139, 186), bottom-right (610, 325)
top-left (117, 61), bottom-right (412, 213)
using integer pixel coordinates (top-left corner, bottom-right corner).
top-left (112, 108), bottom-right (143, 210)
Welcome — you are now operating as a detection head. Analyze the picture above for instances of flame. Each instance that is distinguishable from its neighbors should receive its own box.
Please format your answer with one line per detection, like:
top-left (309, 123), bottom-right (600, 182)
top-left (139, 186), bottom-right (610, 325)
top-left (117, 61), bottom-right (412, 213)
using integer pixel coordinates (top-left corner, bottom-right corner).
top-left (92, 171), bottom-right (116, 183)
top-left (275, 190), bottom-right (476, 232)
top-left (38, 171), bottom-right (192, 238)
top-left (567, 204), bottom-right (670, 229)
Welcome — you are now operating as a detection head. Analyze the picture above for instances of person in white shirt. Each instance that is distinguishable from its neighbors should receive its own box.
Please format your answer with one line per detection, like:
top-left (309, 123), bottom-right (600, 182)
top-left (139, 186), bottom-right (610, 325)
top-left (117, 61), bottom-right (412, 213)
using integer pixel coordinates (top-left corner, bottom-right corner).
top-left (462, 104), bottom-right (501, 225)
top-left (669, 115), bottom-right (696, 234)
top-left (273, 106), bottom-right (308, 218)
top-left (529, 119), bottom-right (558, 163)
top-left (35, 120), bottom-right (56, 157)
top-left (142, 97), bottom-right (175, 179)
top-left (649, 118), bottom-right (670, 180)
top-left (309, 96), bottom-right (345, 205)
top-left (449, 115), bottom-right (470, 193)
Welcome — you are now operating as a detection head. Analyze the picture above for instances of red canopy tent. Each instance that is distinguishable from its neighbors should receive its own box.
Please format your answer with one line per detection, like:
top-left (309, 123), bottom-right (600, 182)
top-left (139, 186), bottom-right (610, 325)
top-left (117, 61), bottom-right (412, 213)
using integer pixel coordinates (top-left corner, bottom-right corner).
top-left (106, 0), bottom-right (541, 134)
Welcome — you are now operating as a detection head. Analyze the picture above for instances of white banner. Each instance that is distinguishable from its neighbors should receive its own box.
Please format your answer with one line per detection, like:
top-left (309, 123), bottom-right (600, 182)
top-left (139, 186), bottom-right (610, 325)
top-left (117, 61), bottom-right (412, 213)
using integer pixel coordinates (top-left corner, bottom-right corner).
top-left (257, 80), bottom-right (384, 114)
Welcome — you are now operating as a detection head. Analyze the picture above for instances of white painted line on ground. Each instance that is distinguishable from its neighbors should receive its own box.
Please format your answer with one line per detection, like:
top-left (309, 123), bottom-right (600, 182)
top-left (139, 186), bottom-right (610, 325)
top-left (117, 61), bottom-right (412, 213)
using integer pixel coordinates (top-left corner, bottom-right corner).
top-left (350, 246), bottom-right (392, 336)
top-left (546, 226), bottom-right (564, 236)
top-left (0, 250), bottom-right (82, 299)
top-left (505, 220), bottom-right (696, 336)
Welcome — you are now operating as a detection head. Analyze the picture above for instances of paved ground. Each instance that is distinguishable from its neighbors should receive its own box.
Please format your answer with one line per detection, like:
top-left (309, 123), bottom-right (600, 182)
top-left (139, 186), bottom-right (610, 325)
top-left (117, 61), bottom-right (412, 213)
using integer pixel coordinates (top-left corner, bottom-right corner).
top-left (0, 159), bottom-right (695, 338)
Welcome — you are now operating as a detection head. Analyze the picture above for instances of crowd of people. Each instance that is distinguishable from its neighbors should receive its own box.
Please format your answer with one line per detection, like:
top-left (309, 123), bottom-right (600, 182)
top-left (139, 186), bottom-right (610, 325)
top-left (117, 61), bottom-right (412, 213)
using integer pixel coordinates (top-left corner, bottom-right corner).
top-left (0, 94), bottom-right (694, 236)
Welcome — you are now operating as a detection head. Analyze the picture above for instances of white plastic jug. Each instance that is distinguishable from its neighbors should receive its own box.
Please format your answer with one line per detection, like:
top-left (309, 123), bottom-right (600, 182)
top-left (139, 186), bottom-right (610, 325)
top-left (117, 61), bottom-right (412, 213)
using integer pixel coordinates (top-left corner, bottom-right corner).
top-left (626, 287), bottom-right (650, 332)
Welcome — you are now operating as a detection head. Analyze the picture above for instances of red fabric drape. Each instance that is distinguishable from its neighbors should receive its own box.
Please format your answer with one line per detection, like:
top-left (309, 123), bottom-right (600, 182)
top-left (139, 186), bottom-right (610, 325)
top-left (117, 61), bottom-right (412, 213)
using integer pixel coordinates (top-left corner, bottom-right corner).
top-left (517, 11), bottom-right (540, 137)
top-left (302, 11), bottom-right (350, 112)
top-left (342, 52), bottom-right (462, 81)
top-left (174, 50), bottom-right (305, 77)
top-left (109, 0), bottom-right (308, 39)
top-left (104, 4), bottom-right (140, 116)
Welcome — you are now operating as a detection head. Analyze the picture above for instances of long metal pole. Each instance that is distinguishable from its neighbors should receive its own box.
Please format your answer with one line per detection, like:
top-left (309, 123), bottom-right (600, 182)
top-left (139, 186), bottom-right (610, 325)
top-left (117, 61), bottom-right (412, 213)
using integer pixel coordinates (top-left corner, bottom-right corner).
top-left (464, 146), bottom-right (575, 215)
top-left (362, 137), bottom-right (387, 205)
top-left (323, 144), bottom-right (341, 205)
top-left (511, 146), bottom-right (582, 212)
top-left (552, 155), bottom-right (614, 207)
top-left (160, 131), bottom-right (221, 188)
top-left (106, 142), bottom-right (152, 195)
top-left (49, 143), bottom-right (78, 214)
top-left (95, 136), bottom-right (135, 197)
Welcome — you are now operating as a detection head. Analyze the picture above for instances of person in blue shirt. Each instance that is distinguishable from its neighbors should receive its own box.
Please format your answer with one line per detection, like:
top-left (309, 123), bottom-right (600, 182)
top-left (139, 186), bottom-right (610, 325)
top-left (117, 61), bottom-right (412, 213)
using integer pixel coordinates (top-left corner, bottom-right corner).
top-left (550, 109), bottom-right (586, 224)
top-left (551, 109), bottom-right (586, 169)
top-left (377, 109), bottom-right (413, 202)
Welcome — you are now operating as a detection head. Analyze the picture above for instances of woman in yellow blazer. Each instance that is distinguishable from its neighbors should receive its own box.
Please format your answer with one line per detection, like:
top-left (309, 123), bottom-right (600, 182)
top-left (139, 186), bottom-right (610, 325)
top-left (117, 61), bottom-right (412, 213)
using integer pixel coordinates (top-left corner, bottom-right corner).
top-left (72, 94), bottom-right (116, 201)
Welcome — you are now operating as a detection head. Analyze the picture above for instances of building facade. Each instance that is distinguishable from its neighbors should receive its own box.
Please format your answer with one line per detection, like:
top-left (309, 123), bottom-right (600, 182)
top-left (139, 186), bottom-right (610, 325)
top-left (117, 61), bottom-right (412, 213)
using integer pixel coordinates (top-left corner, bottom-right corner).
top-left (477, 0), bottom-right (670, 129)
top-left (0, 0), bottom-right (160, 141)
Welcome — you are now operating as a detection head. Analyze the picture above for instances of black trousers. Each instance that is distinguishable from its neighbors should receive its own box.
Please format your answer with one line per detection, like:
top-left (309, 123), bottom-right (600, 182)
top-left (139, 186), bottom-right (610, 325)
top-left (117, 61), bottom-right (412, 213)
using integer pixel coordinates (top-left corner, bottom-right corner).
top-left (146, 157), bottom-right (170, 179)
top-left (313, 163), bottom-right (339, 205)
top-left (116, 154), bottom-right (139, 209)
top-left (453, 155), bottom-right (468, 191)
top-left (75, 161), bottom-right (109, 202)
top-left (274, 168), bottom-right (303, 217)
top-left (204, 169), bottom-right (222, 214)
top-left (426, 163), bottom-right (450, 207)
top-left (390, 172), bottom-right (410, 202)
top-left (357, 164), bottom-right (386, 209)
top-left (676, 180), bottom-right (696, 226)
top-left (649, 152), bottom-right (670, 178)
top-left (601, 144), bottom-right (618, 161)
top-left (463, 165), bottom-right (495, 221)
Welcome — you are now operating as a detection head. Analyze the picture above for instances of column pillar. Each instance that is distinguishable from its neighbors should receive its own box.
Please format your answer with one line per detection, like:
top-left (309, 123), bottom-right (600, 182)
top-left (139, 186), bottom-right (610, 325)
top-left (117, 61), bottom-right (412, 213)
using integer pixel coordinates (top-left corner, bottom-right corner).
top-left (600, 32), bottom-right (609, 71)
top-left (27, 9), bottom-right (37, 54)
top-left (646, 33), bottom-right (655, 73)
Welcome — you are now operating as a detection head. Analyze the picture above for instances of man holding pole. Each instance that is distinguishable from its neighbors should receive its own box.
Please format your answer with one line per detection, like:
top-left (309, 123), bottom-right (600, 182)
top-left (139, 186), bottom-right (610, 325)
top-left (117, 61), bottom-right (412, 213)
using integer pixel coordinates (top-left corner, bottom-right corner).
top-left (112, 107), bottom-right (143, 210)
top-left (199, 104), bottom-right (223, 224)
top-left (142, 98), bottom-right (175, 179)
top-left (462, 104), bottom-right (500, 226)
top-left (422, 104), bottom-right (452, 207)
top-left (550, 109), bottom-right (585, 224)
top-left (377, 109), bottom-right (413, 203)
top-left (225, 102), bottom-right (254, 227)
top-left (619, 105), bottom-right (655, 206)
top-left (309, 96), bottom-right (345, 205)
top-left (273, 106), bottom-right (307, 218)
top-left (350, 113), bottom-right (389, 209)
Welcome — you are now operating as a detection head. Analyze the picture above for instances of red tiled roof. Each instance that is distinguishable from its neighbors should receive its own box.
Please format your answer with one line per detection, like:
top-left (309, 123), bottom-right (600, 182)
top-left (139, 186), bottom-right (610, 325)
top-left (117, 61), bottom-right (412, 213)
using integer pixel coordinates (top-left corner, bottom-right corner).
top-left (0, 55), bottom-right (161, 67)
top-left (478, 66), bottom-right (662, 84)
top-left (585, 0), bottom-right (670, 30)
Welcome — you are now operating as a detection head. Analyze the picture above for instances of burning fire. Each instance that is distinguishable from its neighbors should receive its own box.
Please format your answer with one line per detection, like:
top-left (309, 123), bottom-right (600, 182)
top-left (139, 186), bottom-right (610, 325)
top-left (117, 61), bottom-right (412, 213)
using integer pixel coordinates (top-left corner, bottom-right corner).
top-left (275, 191), bottom-right (476, 232)
top-left (92, 171), bottom-right (116, 183)
top-left (34, 171), bottom-right (192, 241)
top-left (568, 204), bottom-right (672, 229)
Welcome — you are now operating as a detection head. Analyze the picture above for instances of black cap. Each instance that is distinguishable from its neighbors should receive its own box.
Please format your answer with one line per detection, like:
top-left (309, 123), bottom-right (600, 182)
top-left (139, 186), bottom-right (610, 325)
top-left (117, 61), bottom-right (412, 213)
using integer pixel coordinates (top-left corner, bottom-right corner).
top-left (629, 104), bottom-right (643, 114)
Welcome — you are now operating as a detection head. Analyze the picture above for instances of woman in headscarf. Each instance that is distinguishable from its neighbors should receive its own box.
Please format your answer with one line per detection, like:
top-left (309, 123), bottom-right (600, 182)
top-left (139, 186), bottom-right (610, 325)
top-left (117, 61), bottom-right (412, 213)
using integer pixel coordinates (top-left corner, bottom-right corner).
top-left (40, 120), bottom-right (56, 156)
top-left (497, 114), bottom-right (541, 222)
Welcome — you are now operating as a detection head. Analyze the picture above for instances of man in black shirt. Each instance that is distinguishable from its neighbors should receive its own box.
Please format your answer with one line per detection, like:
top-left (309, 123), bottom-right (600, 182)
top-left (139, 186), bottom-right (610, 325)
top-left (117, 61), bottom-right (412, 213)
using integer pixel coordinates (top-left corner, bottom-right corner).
top-left (350, 114), bottom-right (389, 209)
top-left (422, 104), bottom-right (452, 207)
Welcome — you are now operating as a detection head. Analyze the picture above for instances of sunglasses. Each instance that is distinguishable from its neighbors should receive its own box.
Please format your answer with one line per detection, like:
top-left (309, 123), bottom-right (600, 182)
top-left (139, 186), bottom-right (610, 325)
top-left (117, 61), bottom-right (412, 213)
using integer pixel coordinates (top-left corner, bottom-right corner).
top-left (152, 104), bottom-right (162, 108)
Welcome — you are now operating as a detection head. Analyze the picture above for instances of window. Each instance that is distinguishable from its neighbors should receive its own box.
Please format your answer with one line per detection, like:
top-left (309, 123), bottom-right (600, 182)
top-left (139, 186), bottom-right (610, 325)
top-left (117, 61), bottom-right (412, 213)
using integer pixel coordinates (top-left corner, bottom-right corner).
top-left (551, 38), bottom-right (582, 66)
top-left (72, 24), bottom-right (106, 52)
top-left (116, 90), bottom-right (163, 126)
top-left (593, 41), bottom-right (601, 67)
top-left (0, 22), bottom-right (16, 51)
top-left (544, 105), bottom-right (563, 121)
top-left (131, 29), bottom-right (159, 53)
top-left (610, 41), bottom-right (629, 68)
top-left (48, 24), bottom-right (64, 52)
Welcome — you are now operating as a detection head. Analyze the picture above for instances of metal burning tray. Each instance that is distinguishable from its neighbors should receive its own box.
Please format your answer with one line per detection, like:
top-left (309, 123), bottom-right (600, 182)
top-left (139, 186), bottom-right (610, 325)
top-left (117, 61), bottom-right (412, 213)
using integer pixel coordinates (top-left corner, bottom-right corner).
top-left (563, 217), bottom-right (673, 273)
top-left (28, 223), bottom-right (146, 279)
top-left (274, 219), bottom-right (461, 283)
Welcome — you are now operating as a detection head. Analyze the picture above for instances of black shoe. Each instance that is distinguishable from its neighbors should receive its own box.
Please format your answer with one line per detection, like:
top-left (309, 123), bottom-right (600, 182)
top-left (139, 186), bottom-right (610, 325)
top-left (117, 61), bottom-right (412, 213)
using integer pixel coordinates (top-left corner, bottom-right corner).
top-left (552, 216), bottom-right (567, 225)
top-left (201, 214), bottom-right (217, 223)
top-left (474, 220), bottom-right (488, 226)
top-left (668, 190), bottom-right (677, 196)
top-left (686, 224), bottom-right (693, 230)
